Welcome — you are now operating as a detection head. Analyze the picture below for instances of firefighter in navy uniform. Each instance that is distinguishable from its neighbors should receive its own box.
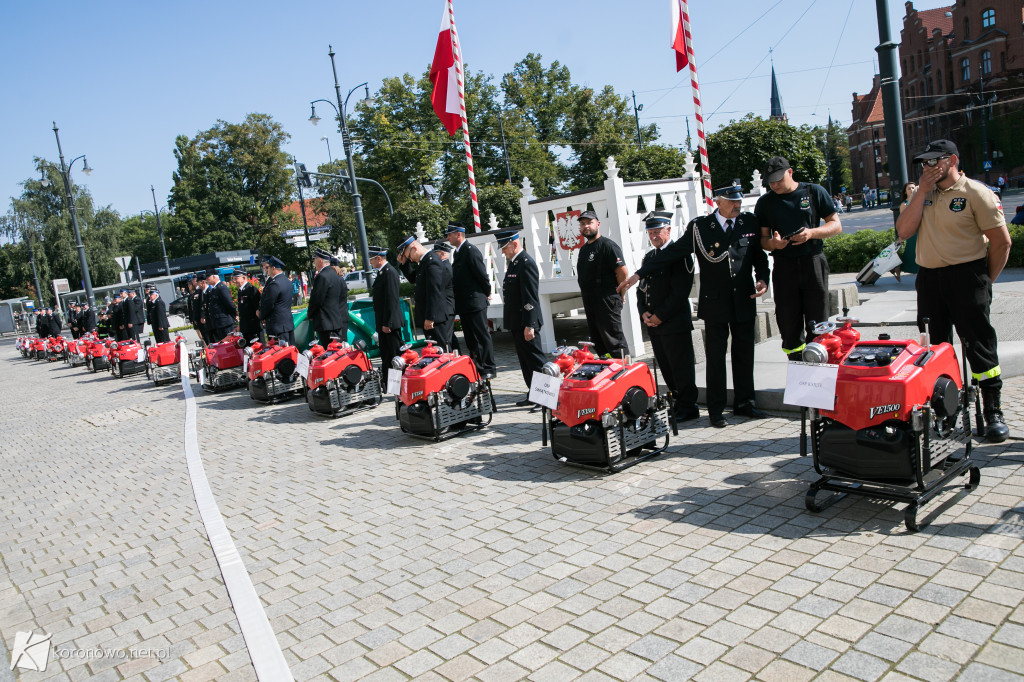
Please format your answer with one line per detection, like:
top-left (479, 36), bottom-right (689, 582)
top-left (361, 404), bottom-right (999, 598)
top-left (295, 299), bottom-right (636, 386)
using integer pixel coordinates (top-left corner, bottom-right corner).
top-left (67, 302), bottom-right (80, 339)
top-left (147, 288), bottom-right (171, 343)
top-left (204, 272), bottom-right (237, 343)
top-left (258, 256), bottom-right (295, 346)
top-left (446, 222), bottom-right (496, 378)
top-left (233, 269), bottom-right (262, 344)
top-left (576, 210), bottom-right (630, 357)
top-left (79, 302), bottom-right (96, 335)
top-left (757, 156), bottom-right (841, 360)
top-left (395, 235), bottom-right (455, 351)
top-left (126, 288), bottom-right (145, 341)
top-left (498, 230), bottom-right (546, 407)
top-left (189, 273), bottom-right (206, 345)
top-left (896, 139), bottom-right (1013, 442)
top-left (635, 212), bottom-right (700, 423)
top-left (307, 247), bottom-right (346, 346)
top-left (369, 245), bottom-right (404, 371)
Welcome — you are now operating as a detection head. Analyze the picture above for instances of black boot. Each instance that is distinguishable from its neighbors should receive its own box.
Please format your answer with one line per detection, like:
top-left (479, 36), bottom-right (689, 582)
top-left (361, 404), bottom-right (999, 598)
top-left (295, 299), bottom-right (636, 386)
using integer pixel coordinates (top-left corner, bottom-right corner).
top-left (982, 387), bottom-right (1010, 443)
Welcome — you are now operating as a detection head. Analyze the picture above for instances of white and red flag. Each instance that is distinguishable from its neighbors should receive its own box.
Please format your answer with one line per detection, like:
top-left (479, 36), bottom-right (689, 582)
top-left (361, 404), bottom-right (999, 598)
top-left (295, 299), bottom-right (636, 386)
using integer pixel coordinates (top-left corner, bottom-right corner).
top-left (672, 0), bottom-right (714, 210)
top-left (429, 3), bottom-right (462, 137)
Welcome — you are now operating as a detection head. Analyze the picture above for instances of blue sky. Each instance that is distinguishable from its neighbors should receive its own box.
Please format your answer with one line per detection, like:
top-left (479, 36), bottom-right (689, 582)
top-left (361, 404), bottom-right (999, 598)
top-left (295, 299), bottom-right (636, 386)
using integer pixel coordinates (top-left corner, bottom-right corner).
top-left (1, 0), bottom-right (948, 219)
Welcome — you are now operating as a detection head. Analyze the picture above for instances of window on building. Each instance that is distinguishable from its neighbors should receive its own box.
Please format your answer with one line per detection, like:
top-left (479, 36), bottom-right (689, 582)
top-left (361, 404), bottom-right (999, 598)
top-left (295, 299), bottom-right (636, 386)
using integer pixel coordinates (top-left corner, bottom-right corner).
top-left (981, 8), bottom-right (995, 28)
top-left (962, 58), bottom-right (971, 82)
top-left (982, 50), bottom-right (992, 74)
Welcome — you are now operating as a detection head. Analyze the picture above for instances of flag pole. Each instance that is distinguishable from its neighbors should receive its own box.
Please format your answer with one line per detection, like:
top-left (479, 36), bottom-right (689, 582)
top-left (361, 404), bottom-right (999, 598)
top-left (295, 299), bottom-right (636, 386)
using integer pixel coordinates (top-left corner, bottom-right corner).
top-left (680, 0), bottom-right (714, 211)
top-left (447, 0), bottom-right (482, 232)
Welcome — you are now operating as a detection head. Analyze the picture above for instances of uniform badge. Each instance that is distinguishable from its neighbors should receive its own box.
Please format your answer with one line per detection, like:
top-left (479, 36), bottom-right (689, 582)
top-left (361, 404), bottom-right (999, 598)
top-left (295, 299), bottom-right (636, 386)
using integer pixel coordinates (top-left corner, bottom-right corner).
top-left (524, 304), bottom-right (533, 311)
top-left (587, 253), bottom-right (595, 262)
top-left (800, 197), bottom-right (810, 209)
top-left (949, 197), bottom-right (966, 212)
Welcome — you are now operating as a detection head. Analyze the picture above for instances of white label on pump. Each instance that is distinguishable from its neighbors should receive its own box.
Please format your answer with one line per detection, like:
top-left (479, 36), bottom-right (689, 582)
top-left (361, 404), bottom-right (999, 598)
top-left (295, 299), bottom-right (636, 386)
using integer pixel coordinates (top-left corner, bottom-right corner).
top-left (136, 348), bottom-right (146, 363)
top-left (243, 354), bottom-right (249, 374)
top-left (296, 353), bottom-right (310, 379)
top-left (529, 372), bottom-right (560, 410)
top-left (197, 368), bottom-right (206, 386)
top-left (386, 368), bottom-right (403, 395)
top-left (784, 362), bottom-right (839, 410)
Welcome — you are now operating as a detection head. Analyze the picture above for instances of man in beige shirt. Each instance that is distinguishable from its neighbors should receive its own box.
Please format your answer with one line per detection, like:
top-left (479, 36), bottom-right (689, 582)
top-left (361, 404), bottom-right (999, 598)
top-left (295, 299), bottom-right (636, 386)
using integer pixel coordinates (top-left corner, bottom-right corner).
top-left (896, 139), bottom-right (1012, 442)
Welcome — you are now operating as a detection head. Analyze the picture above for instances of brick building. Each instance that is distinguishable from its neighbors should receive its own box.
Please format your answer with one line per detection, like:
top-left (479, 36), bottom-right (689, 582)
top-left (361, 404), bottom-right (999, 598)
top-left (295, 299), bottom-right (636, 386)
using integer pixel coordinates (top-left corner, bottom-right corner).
top-left (848, 0), bottom-right (1024, 190)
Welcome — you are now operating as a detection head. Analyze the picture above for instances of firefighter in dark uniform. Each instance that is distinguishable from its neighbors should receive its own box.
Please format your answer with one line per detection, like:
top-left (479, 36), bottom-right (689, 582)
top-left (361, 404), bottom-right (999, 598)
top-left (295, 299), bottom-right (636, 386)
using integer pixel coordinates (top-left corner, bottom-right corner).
top-left (35, 308), bottom-right (49, 337)
top-left (68, 303), bottom-right (80, 339)
top-left (126, 289), bottom-right (145, 341)
top-left (498, 230), bottom-right (546, 407)
top-left (189, 274), bottom-right (206, 345)
top-left (147, 288), bottom-right (171, 343)
top-left (204, 272), bottom-right (237, 343)
top-left (233, 269), bottom-right (262, 344)
top-left (307, 248), bottom-right (347, 346)
top-left (111, 292), bottom-right (127, 341)
top-left (369, 245), bottom-right (403, 371)
top-left (80, 302), bottom-right (96, 335)
top-left (757, 156), bottom-right (841, 359)
top-left (576, 210), bottom-right (630, 357)
top-left (258, 256), bottom-right (295, 346)
top-left (634, 211), bottom-right (700, 423)
top-left (396, 235), bottom-right (455, 351)
top-left (446, 222), bottom-right (496, 378)
top-left (896, 139), bottom-right (1012, 442)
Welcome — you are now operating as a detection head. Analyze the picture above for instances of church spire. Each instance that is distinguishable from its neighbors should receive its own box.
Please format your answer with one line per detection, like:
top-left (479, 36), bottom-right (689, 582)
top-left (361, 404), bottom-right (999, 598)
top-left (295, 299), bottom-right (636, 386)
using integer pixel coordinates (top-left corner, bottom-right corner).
top-left (769, 53), bottom-right (787, 122)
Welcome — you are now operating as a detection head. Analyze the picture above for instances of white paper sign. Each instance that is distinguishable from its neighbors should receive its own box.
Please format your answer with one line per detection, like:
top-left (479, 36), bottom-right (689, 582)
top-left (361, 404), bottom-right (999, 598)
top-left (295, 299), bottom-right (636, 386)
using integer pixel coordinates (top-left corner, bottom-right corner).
top-left (296, 353), bottom-right (310, 379)
top-left (197, 368), bottom-right (206, 386)
top-left (784, 362), bottom-right (839, 410)
top-left (136, 348), bottom-right (146, 363)
top-left (386, 368), bottom-right (403, 395)
top-left (243, 354), bottom-right (249, 374)
top-left (529, 372), bottom-right (561, 410)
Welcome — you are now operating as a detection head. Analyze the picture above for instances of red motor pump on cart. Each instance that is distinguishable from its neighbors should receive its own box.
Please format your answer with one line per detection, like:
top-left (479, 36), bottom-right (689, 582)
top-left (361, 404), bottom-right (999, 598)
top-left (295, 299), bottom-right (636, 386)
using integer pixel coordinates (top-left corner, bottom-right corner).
top-left (304, 338), bottom-right (383, 417)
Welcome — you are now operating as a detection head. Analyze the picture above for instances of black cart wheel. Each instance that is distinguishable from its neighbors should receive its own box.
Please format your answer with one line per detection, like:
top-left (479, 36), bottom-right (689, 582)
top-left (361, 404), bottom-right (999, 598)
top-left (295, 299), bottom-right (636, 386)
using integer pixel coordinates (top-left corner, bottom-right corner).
top-left (805, 484), bottom-right (822, 512)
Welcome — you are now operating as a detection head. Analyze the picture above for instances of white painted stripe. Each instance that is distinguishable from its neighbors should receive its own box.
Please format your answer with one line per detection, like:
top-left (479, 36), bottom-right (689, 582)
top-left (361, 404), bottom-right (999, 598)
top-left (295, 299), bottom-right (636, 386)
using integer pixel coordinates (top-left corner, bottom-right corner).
top-left (177, 347), bottom-right (293, 681)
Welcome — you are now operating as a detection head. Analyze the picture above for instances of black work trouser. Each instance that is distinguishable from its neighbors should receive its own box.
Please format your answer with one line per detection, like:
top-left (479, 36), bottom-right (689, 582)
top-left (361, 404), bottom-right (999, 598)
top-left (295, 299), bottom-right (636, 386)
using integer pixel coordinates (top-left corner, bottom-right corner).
top-left (651, 331), bottom-right (697, 412)
top-left (154, 329), bottom-right (171, 344)
top-left (424, 317), bottom-right (455, 353)
top-left (458, 308), bottom-right (496, 373)
top-left (512, 327), bottom-right (547, 389)
top-left (582, 293), bottom-right (628, 357)
top-left (771, 252), bottom-right (829, 355)
top-left (316, 328), bottom-right (344, 346)
top-left (917, 258), bottom-right (1001, 390)
top-left (209, 324), bottom-right (235, 344)
top-left (377, 329), bottom-right (404, 373)
top-left (270, 330), bottom-right (295, 346)
top-left (703, 318), bottom-right (756, 417)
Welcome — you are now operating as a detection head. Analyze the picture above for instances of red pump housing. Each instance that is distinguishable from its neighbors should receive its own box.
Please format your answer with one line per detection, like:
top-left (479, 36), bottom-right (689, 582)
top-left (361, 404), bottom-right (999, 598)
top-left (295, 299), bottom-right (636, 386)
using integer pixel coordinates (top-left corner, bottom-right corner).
top-left (246, 337), bottom-right (304, 402)
top-left (305, 340), bottom-right (382, 416)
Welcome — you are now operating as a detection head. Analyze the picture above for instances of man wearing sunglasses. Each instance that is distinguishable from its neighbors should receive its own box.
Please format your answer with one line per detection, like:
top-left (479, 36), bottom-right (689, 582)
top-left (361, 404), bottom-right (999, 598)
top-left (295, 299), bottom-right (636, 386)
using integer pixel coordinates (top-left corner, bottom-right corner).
top-left (896, 139), bottom-right (1012, 442)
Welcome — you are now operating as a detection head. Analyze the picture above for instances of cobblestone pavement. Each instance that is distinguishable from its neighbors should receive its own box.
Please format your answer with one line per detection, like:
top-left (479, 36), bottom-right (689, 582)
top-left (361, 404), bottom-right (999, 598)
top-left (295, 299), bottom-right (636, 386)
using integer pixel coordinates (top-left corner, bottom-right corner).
top-left (1, 332), bottom-right (1023, 682)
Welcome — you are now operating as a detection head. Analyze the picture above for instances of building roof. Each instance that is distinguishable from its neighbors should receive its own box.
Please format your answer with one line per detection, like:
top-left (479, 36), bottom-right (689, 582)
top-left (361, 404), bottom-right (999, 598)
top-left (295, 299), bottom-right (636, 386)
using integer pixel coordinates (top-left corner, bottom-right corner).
top-left (917, 6), bottom-right (954, 36)
top-left (283, 200), bottom-right (328, 227)
top-left (769, 65), bottom-right (786, 120)
top-left (849, 76), bottom-right (885, 131)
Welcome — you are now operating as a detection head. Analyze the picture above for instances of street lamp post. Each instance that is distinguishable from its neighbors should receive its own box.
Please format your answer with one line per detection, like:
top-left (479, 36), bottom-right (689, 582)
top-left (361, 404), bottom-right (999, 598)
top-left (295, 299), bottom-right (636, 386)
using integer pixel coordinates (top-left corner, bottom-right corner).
top-left (320, 136), bottom-right (333, 167)
top-left (309, 45), bottom-right (375, 287)
top-left (44, 122), bottom-right (95, 307)
top-left (631, 91), bottom-right (644, 148)
top-left (151, 186), bottom-right (171, 277)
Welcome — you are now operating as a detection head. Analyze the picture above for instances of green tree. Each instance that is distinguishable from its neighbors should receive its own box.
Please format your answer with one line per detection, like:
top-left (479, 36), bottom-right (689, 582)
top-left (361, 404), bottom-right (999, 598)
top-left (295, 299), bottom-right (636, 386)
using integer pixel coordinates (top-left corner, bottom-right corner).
top-left (617, 144), bottom-right (691, 182)
top-left (117, 213), bottom-right (167, 267)
top-left (457, 182), bottom-right (523, 230)
top-left (706, 114), bottom-right (826, 191)
top-left (813, 118), bottom-right (852, 194)
top-left (167, 113), bottom-right (293, 257)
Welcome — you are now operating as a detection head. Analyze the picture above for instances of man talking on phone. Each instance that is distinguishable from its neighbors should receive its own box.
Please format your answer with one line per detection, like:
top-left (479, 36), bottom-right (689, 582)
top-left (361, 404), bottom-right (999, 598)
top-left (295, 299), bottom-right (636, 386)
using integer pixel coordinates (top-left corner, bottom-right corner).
top-left (757, 156), bottom-right (842, 360)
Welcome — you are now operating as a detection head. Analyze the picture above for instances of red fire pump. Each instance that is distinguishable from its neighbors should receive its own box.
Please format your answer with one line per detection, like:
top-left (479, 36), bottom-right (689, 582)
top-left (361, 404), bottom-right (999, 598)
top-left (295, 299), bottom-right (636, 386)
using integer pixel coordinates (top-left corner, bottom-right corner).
top-left (64, 337), bottom-right (88, 367)
top-left (29, 337), bottom-right (50, 361)
top-left (542, 345), bottom-right (676, 473)
top-left (15, 337), bottom-right (27, 357)
top-left (46, 335), bottom-right (67, 362)
top-left (801, 316), bottom-right (981, 531)
top-left (84, 336), bottom-right (112, 372)
top-left (144, 335), bottom-right (187, 386)
top-left (107, 339), bottom-right (148, 378)
top-left (246, 336), bottom-right (305, 403)
top-left (196, 332), bottom-right (249, 392)
top-left (392, 341), bottom-right (495, 440)
top-left (304, 339), bottom-right (383, 417)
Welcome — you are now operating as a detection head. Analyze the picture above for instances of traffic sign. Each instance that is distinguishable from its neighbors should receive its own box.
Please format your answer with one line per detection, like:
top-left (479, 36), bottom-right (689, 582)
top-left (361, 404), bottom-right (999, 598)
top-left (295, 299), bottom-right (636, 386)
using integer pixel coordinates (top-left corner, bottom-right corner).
top-left (283, 226), bottom-right (330, 238)
top-left (983, 160), bottom-right (993, 170)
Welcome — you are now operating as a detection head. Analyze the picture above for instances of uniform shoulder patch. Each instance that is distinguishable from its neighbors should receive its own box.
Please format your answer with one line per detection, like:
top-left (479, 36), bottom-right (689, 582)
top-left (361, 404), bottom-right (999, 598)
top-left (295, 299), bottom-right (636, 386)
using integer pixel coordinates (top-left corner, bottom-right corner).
top-left (800, 196), bottom-right (810, 209)
top-left (949, 197), bottom-right (967, 212)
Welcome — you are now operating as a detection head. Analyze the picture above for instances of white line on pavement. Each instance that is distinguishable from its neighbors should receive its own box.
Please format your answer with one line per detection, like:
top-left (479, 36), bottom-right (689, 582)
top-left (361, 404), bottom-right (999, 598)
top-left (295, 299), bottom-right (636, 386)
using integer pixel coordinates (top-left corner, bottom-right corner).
top-left (177, 348), bottom-right (293, 682)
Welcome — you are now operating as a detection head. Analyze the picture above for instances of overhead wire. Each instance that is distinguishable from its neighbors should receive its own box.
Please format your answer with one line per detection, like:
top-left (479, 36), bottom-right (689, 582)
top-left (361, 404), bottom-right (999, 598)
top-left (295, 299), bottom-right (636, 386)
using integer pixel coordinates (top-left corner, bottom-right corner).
top-left (812, 0), bottom-right (856, 115)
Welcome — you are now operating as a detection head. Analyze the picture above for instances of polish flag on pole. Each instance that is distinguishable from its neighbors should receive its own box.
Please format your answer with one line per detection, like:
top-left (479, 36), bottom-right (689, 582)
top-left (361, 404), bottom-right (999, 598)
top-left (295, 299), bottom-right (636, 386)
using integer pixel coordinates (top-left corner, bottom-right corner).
top-left (430, 5), bottom-right (461, 136)
top-left (673, 0), bottom-right (714, 210)
top-left (430, 0), bottom-right (482, 231)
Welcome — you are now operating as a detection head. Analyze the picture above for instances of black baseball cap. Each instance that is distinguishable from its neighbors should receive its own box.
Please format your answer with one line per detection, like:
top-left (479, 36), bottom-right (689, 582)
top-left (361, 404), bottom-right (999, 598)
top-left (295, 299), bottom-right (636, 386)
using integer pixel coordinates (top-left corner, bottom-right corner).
top-left (765, 156), bottom-right (791, 183)
top-left (912, 139), bottom-right (958, 162)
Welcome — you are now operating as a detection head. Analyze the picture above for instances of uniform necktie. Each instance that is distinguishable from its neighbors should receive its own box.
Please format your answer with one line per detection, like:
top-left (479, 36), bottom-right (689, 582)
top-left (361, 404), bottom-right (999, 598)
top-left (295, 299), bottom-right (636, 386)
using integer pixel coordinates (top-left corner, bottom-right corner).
top-left (725, 219), bottom-right (733, 232)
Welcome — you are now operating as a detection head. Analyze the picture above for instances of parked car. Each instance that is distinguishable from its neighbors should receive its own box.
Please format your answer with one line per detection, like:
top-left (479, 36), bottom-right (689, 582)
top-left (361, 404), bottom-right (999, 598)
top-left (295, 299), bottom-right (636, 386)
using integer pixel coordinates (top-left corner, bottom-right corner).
top-left (344, 270), bottom-right (372, 291)
top-left (169, 296), bottom-right (190, 316)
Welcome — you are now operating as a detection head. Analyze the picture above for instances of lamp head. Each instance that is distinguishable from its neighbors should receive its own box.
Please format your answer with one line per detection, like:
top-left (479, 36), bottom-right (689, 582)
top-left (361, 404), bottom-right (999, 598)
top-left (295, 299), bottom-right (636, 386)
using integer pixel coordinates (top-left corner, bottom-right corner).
top-left (308, 104), bottom-right (321, 126)
top-left (81, 158), bottom-right (93, 176)
top-left (39, 171), bottom-right (50, 188)
top-left (361, 85), bottom-right (375, 108)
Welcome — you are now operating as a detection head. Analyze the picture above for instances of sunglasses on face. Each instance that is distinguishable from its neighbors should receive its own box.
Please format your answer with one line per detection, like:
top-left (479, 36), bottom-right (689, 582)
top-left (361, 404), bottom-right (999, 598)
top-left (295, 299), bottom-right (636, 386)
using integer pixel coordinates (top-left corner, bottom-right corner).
top-left (920, 155), bottom-right (950, 167)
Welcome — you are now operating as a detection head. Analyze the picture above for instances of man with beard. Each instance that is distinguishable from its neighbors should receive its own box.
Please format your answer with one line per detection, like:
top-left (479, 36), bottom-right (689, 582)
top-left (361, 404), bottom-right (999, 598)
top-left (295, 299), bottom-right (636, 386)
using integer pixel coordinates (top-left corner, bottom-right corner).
top-left (576, 210), bottom-right (629, 357)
